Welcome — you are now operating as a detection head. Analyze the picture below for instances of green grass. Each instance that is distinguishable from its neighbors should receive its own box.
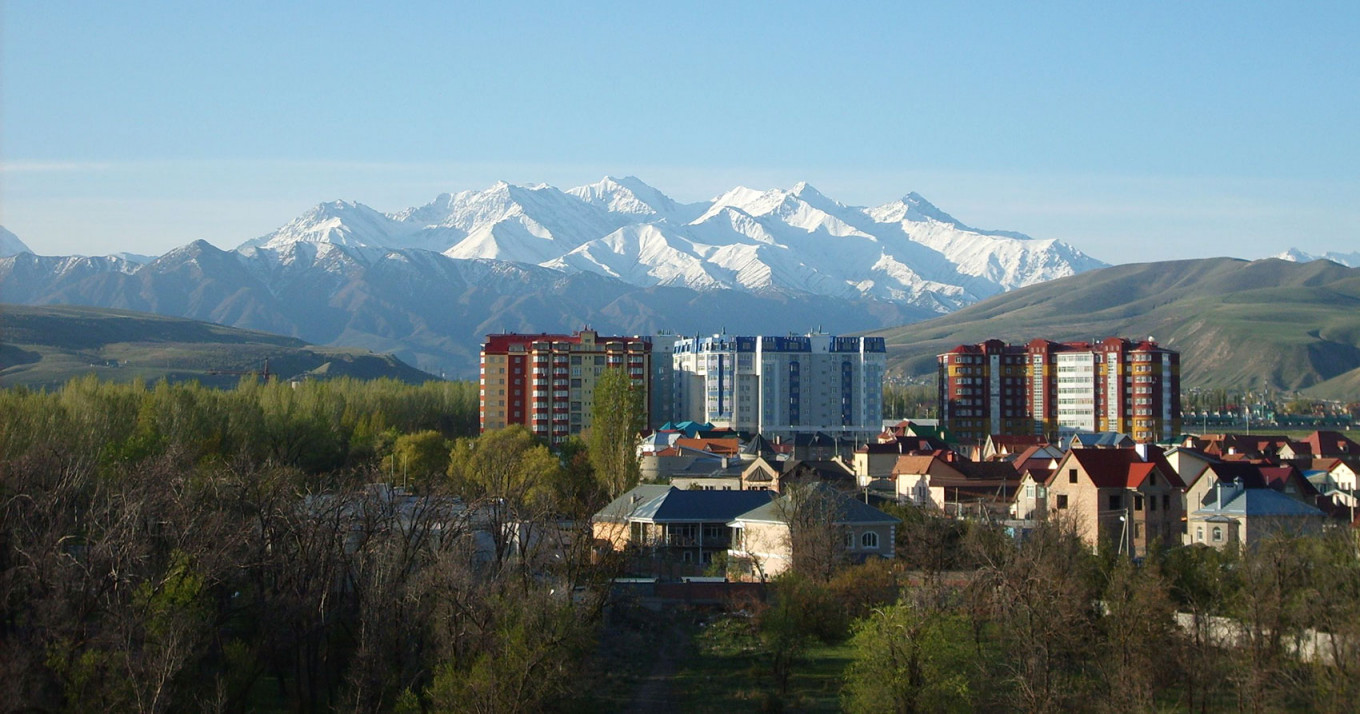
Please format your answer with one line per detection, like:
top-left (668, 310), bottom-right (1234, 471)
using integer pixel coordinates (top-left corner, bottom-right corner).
top-left (674, 615), bottom-right (854, 713)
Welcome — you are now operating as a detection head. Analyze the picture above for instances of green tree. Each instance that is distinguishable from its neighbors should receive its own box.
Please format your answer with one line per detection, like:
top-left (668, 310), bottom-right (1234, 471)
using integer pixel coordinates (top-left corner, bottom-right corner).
top-left (842, 601), bottom-right (973, 714)
top-left (389, 430), bottom-right (452, 487)
top-left (448, 426), bottom-right (563, 570)
top-left (587, 367), bottom-right (644, 498)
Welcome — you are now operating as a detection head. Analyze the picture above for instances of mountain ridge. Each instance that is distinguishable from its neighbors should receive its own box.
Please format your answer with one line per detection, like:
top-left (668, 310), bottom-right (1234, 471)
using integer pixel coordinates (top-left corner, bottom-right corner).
top-left (235, 177), bottom-right (1106, 308)
top-left (0, 303), bottom-right (438, 389)
top-left (868, 257), bottom-right (1360, 398)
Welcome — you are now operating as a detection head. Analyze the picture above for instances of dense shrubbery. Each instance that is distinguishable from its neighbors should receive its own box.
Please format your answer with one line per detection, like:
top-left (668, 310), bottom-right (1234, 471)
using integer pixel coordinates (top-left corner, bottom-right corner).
top-left (0, 376), bottom-right (614, 713)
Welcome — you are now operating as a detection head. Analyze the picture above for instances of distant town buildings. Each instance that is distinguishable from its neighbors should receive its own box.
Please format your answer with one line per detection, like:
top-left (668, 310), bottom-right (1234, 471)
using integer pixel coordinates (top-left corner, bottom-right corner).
top-left (938, 338), bottom-right (1181, 444)
top-left (671, 333), bottom-right (886, 440)
top-left (480, 330), bottom-right (887, 444)
top-left (479, 330), bottom-right (673, 445)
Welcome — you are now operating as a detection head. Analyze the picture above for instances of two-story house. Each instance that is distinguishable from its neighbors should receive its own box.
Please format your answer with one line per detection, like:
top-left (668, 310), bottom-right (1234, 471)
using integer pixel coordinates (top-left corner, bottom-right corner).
top-left (1044, 448), bottom-right (1185, 557)
top-left (593, 485), bottom-right (775, 571)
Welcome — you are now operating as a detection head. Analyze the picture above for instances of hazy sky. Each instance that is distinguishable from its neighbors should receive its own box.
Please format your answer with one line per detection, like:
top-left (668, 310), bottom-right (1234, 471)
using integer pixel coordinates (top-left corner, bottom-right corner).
top-left (3, 1), bottom-right (1357, 264)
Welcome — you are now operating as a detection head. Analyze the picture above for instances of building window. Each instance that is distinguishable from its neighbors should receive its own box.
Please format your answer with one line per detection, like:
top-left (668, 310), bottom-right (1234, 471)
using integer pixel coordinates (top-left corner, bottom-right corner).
top-left (1108, 494), bottom-right (1122, 511)
top-left (1196, 527), bottom-right (1204, 542)
top-left (1212, 527), bottom-right (1223, 543)
top-left (845, 530), bottom-right (854, 550)
top-left (860, 532), bottom-right (879, 550)
top-left (1162, 494), bottom-right (1170, 511)
top-left (1068, 469), bottom-right (1078, 484)
top-left (1057, 494), bottom-right (1068, 509)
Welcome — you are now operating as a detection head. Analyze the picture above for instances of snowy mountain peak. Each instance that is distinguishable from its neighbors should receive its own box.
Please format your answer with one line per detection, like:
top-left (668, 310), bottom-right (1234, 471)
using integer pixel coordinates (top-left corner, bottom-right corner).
top-left (901, 192), bottom-right (958, 224)
top-left (1274, 248), bottom-right (1315, 262)
top-left (1, 226), bottom-right (33, 257)
top-left (233, 178), bottom-right (1105, 309)
top-left (1273, 248), bottom-right (1359, 267)
top-left (567, 175), bottom-right (678, 218)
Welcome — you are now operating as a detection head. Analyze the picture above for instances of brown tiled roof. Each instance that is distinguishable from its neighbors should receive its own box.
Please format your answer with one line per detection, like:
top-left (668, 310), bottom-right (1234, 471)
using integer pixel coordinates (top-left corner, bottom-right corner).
top-left (891, 454), bottom-right (944, 475)
top-left (675, 437), bottom-right (740, 455)
top-left (954, 460), bottom-right (1022, 483)
top-left (988, 435), bottom-right (1046, 450)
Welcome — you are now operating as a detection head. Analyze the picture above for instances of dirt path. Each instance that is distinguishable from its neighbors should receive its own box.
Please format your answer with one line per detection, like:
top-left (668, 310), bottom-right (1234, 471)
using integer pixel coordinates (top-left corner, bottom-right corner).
top-left (624, 622), bottom-right (688, 713)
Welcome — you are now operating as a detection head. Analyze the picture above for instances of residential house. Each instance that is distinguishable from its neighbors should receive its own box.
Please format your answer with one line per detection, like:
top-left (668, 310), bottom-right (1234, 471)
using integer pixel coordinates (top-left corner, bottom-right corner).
top-left (1014, 469), bottom-right (1049, 521)
top-left (1044, 448), bottom-right (1185, 557)
top-left (1058, 432), bottom-right (1136, 450)
top-left (1007, 444), bottom-right (1063, 476)
top-left (1188, 480), bottom-right (1327, 549)
top-left (893, 454), bottom-right (1020, 519)
top-left (667, 456), bottom-right (749, 491)
top-left (980, 434), bottom-right (1048, 461)
top-left (852, 440), bottom-right (927, 492)
top-left (892, 453), bottom-right (964, 507)
top-left (739, 457), bottom-right (857, 493)
top-left (592, 485), bottom-right (775, 572)
top-left (1303, 458), bottom-right (1359, 491)
top-left (931, 460), bottom-right (1023, 521)
top-left (1162, 446), bottom-right (1218, 492)
top-left (727, 486), bottom-right (901, 581)
top-left (1294, 430), bottom-right (1360, 459)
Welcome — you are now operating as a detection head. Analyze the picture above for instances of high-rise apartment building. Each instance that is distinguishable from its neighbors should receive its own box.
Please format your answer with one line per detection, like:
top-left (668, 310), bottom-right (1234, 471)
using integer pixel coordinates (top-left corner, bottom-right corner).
top-left (672, 333), bottom-right (887, 439)
top-left (939, 338), bottom-right (1180, 444)
top-left (480, 331), bottom-right (670, 444)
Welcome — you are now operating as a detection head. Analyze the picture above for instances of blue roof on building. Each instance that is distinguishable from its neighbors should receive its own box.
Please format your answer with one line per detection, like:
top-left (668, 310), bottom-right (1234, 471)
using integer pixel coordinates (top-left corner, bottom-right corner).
top-left (596, 485), bottom-right (774, 524)
top-left (731, 485), bottom-right (902, 526)
top-left (1193, 488), bottom-right (1326, 518)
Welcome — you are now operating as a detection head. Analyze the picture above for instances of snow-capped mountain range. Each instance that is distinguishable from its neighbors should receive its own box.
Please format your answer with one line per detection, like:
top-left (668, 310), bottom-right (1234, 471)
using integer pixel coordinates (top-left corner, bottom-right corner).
top-left (1273, 248), bottom-right (1360, 268)
top-left (1, 178), bottom-right (1107, 376)
top-left (238, 177), bottom-right (1105, 309)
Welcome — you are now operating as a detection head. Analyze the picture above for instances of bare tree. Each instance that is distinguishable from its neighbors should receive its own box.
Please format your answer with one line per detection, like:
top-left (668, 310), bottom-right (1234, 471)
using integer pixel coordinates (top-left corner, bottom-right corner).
top-left (776, 483), bottom-right (848, 583)
top-left (967, 517), bottom-right (1101, 712)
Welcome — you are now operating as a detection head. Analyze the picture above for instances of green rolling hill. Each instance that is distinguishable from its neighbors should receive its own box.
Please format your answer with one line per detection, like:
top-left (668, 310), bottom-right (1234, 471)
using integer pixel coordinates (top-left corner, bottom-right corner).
top-left (0, 304), bottom-right (440, 389)
top-left (868, 257), bottom-right (1360, 399)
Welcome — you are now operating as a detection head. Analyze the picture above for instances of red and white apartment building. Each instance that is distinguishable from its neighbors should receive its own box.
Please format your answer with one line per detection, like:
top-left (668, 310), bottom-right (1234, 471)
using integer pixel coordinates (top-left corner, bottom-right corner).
top-left (479, 331), bottom-right (674, 444)
top-left (939, 338), bottom-right (1180, 445)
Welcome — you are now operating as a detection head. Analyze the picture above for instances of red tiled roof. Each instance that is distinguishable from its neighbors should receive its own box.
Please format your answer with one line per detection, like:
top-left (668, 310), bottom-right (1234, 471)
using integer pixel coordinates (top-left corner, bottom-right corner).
top-left (1065, 448), bottom-right (1180, 489)
top-left (1298, 431), bottom-right (1360, 457)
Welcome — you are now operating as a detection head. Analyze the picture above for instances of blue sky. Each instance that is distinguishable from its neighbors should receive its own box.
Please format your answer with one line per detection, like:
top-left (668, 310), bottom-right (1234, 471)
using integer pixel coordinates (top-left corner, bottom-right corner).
top-left (2, 1), bottom-right (1357, 264)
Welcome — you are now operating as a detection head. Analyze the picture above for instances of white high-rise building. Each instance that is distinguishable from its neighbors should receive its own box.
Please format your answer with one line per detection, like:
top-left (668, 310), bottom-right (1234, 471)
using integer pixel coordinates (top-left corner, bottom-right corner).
top-left (671, 333), bottom-right (886, 439)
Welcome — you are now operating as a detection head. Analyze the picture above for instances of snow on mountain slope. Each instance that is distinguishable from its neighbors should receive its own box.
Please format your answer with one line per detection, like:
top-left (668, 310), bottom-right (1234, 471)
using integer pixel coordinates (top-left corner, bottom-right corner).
top-left (1, 226), bottom-right (33, 257)
top-left (416, 182), bottom-right (624, 255)
top-left (1274, 248), bottom-right (1360, 268)
top-left (237, 178), bottom-right (1106, 312)
top-left (566, 176), bottom-right (703, 222)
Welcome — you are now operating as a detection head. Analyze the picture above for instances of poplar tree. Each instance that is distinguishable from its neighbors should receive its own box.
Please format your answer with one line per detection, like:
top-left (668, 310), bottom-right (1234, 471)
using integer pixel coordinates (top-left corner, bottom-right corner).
top-left (587, 367), bottom-right (644, 498)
